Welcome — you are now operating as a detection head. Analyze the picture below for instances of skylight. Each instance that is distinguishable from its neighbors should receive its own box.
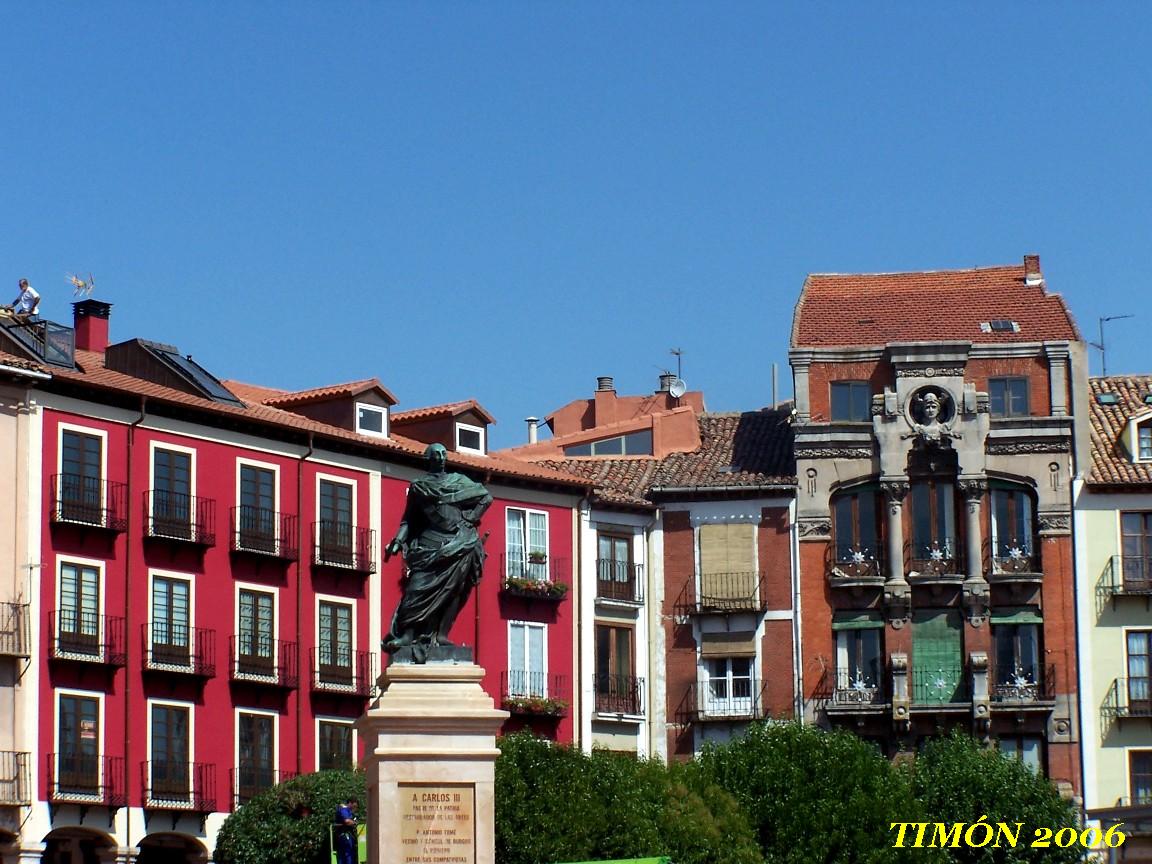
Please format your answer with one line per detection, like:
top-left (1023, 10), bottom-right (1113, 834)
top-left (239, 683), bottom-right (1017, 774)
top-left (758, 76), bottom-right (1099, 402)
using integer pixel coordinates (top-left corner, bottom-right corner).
top-left (1095, 392), bottom-right (1120, 406)
top-left (980, 320), bottom-right (1019, 333)
top-left (1143, 393), bottom-right (1152, 405)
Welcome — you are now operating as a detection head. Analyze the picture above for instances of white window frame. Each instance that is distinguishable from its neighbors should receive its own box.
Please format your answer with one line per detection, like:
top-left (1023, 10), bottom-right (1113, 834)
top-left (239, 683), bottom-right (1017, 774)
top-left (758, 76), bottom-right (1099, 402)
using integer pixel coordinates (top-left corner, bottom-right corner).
top-left (148, 440), bottom-right (198, 533)
top-left (57, 422), bottom-right (110, 524)
top-left (55, 555), bottom-right (106, 659)
top-left (507, 620), bottom-right (548, 697)
top-left (145, 697), bottom-right (196, 806)
top-left (315, 473), bottom-right (359, 566)
top-left (314, 716), bottom-right (358, 773)
top-left (505, 507), bottom-right (550, 581)
top-left (454, 422), bottom-right (486, 456)
top-left (355, 402), bottom-right (388, 439)
top-left (234, 707), bottom-right (279, 799)
top-left (702, 656), bottom-right (755, 717)
top-left (235, 457), bottom-right (282, 551)
top-left (147, 569), bottom-right (196, 670)
top-left (234, 582), bottom-right (280, 681)
top-left (314, 593), bottom-right (358, 691)
top-left (1138, 421), bottom-right (1152, 463)
top-left (53, 687), bottom-right (106, 799)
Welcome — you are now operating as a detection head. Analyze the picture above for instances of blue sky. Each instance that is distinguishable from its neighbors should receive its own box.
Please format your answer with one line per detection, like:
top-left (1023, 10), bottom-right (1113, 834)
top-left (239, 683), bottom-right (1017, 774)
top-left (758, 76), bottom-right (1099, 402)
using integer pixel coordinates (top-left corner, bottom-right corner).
top-left (3, 4), bottom-right (1149, 449)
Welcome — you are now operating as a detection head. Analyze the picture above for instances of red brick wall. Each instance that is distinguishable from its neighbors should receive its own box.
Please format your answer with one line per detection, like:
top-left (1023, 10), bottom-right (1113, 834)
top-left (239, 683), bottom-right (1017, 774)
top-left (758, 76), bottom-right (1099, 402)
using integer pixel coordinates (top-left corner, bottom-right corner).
top-left (806, 360), bottom-right (893, 421)
top-left (967, 356), bottom-right (1051, 416)
top-left (1040, 533), bottom-right (1080, 792)
top-left (761, 619), bottom-right (795, 718)
top-left (662, 510), bottom-right (697, 757)
top-left (799, 540), bottom-right (834, 700)
top-left (759, 507), bottom-right (793, 610)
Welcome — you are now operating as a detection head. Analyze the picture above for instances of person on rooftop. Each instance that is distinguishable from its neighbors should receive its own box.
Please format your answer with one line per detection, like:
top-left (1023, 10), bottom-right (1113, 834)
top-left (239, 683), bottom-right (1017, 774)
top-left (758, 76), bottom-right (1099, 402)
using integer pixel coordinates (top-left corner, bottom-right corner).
top-left (8, 279), bottom-right (40, 320)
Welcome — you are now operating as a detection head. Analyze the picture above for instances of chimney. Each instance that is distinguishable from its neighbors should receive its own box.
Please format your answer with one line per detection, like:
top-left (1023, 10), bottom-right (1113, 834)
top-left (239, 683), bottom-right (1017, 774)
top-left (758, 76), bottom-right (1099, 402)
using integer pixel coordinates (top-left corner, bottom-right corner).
top-left (593, 375), bottom-right (617, 426)
top-left (657, 373), bottom-right (676, 393)
top-left (73, 300), bottom-right (112, 353)
top-left (1023, 254), bottom-right (1043, 286)
top-left (525, 416), bottom-right (539, 445)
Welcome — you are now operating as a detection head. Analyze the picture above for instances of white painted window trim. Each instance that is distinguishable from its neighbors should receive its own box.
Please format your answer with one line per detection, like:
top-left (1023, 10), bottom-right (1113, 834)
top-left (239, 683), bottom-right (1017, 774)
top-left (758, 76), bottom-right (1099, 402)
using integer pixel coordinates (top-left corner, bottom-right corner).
top-left (355, 402), bottom-right (388, 439)
top-left (234, 581), bottom-right (280, 681)
top-left (147, 569), bottom-right (197, 670)
top-left (235, 456), bottom-right (283, 550)
top-left (55, 555), bottom-right (106, 657)
top-left (234, 707), bottom-right (279, 796)
top-left (507, 620), bottom-right (549, 697)
top-left (145, 697), bottom-right (196, 805)
top-left (314, 593), bottom-right (359, 690)
top-left (314, 716), bottom-right (358, 773)
top-left (505, 506), bottom-right (551, 580)
top-left (454, 422), bottom-right (486, 455)
top-left (53, 687), bottom-right (106, 798)
top-left (148, 439), bottom-right (198, 531)
top-left (57, 421), bottom-right (110, 521)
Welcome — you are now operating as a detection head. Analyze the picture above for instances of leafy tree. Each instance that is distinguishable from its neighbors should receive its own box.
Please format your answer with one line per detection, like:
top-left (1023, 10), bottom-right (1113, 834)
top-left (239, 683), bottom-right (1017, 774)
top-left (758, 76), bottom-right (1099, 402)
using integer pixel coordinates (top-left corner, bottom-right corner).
top-left (214, 769), bottom-right (366, 864)
top-left (692, 721), bottom-right (942, 864)
top-left (911, 730), bottom-right (1080, 863)
top-left (494, 732), bottom-right (760, 864)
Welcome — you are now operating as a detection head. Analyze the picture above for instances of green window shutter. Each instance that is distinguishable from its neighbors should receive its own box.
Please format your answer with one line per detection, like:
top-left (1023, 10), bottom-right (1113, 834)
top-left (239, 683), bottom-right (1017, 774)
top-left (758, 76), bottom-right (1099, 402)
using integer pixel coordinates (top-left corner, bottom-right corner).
top-left (832, 611), bottom-right (885, 630)
top-left (989, 607), bottom-right (1043, 625)
top-left (911, 609), bottom-right (963, 704)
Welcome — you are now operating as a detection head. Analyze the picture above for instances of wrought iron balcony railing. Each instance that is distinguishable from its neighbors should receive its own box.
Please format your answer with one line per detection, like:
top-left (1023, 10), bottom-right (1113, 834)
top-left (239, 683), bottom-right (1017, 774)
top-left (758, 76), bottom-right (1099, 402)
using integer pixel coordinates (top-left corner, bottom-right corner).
top-left (0, 751), bottom-right (30, 805)
top-left (312, 521), bottom-right (376, 573)
top-left (499, 671), bottom-right (569, 717)
top-left (230, 506), bottom-right (298, 560)
top-left (1103, 677), bottom-right (1152, 721)
top-left (1, 316), bottom-right (74, 366)
top-left (229, 636), bottom-right (298, 688)
top-left (908, 539), bottom-right (963, 578)
top-left (309, 648), bottom-right (375, 696)
top-left (989, 660), bottom-right (1055, 703)
top-left (142, 760), bottom-right (216, 811)
top-left (47, 753), bottom-right (126, 806)
top-left (51, 474), bottom-right (128, 531)
top-left (0, 602), bottom-right (29, 658)
top-left (989, 537), bottom-right (1040, 576)
top-left (830, 668), bottom-right (886, 706)
top-left (596, 560), bottom-right (644, 603)
top-left (911, 664), bottom-right (969, 705)
top-left (144, 491), bottom-right (216, 545)
top-left (593, 674), bottom-right (645, 716)
top-left (230, 767), bottom-right (295, 809)
top-left (1099, 555), bottom-right (1152, 599)
top-left (681, 679), bottom-right (764, 721)
top-left (49, 611), bottom-right (126, 666)
top-left (827, 545), bottom-right (884, 585)
top-left (693, 571), bottom-right (767, 613)
top-left (142, 623), bottom-right (216, 677)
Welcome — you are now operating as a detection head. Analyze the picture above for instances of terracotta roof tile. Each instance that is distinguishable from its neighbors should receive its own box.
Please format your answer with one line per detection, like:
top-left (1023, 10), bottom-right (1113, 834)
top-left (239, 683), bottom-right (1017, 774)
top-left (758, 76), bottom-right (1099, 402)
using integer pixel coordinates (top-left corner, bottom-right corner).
top-left (392, 399), bottom-right (496, 426)
top-left (533, 458), bottom-right (660, 508)
top-left (1088, 375), bottom-right (1152, 487)
top-left (221, 380), bottom-right (290, 406)
top-left (791, 263), bottom-right (1080, 348)
top-left (0, 350), bottom-right (48, 374)
top-left (262, 378), bottom-right (397, 408)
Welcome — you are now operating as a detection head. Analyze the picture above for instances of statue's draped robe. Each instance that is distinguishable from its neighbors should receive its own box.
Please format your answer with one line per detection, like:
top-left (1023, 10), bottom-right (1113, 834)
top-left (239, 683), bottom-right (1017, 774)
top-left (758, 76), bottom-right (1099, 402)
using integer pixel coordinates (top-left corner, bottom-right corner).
top-left (386, 471), bottom-right (492, 643)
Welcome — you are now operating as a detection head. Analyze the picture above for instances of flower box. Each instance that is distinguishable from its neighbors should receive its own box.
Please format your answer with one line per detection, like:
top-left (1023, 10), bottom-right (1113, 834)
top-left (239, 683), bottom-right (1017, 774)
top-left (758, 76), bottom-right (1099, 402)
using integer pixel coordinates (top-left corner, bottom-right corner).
top-left (501, 577), bottom-right (569, 600)
top-left (502, 694), bottom-right (569, 717)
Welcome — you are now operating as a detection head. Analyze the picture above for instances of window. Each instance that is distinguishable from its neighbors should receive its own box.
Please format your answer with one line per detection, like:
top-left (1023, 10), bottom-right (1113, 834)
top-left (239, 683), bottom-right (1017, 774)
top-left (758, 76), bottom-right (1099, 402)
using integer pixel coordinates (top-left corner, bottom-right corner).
top-left (455, 423), bottom-right (485, 455)
top-left (596, 534), bottom-right (635, 601)
top-left (150, 703), bottom-right (191, 802)
top-left (1140, 424), bottom-right (1152, 461)
top-left (562, 429), bottom-right (653, 457)
top-left (59, 429), bottom-right (103, 524)
top-left (237, 589), bottom-right (275, 677)
top-left (910, 480), bottom-right (956, 564)
top-left (595, 624), bottom-right (636, 713)
top-left (152, 447), bottom-right (193, 539)
top-left (834, 621), bottom-right (883, 694)
top-left (989, 378), bottom-right (1029, 418)
top-left (317, 600), bottom-right (353, 687)
top-left (1131, 751), bottom-right (1152, 805)
top-left (830, 381), bottom-right (871, 422)
top-left (1122, 512), bottom-right (1152, 592)
top-left (237, 463), bottom-right (277, 553)
top-left (151, 575), bottom-right (191, 667)
top-left (911, 609), bottom-right (963, 704)
top-left (356, 403), bottom-right (387, 438)
top-left (999, 736), bottom-right (1043, 773)
top-left (57, 693), bottom-right (100, 795)
top-left (506, 508), bottom-right (548, 581)
top-left (698, 522), bottom-right (757, 609)
top-left (1128, 631), bottom-right (1152, 713)
top-left (58, 562), bottom-right (100, 655)
top-left (989, 486), bottom-right (1034, 568)
top-left (318, 721), bottom-right (354, 771)
top-left (704, 657), bottom-right (754, 716)
top-left (317, 479), bottom-right (354, 565)
top-left (832, 488), bottom-right (879, 562)
top-left (507, 621), bottom-right (546, 697)
top-left (236, 712), bottom-right (275, 803)
top-left (992, 621), bottom-right (1040, 693)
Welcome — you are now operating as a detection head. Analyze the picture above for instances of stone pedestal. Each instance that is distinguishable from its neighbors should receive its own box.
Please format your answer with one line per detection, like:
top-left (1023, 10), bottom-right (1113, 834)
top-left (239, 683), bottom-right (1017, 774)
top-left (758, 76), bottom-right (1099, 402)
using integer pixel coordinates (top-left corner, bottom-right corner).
top-left (356, 662), bottom-right (509, 864)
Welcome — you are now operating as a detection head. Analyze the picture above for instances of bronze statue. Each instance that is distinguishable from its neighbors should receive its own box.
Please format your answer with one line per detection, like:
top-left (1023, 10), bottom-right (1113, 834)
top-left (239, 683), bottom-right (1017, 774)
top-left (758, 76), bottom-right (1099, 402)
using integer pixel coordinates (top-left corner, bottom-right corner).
top-left (383, 443), bottom-right (492, 660)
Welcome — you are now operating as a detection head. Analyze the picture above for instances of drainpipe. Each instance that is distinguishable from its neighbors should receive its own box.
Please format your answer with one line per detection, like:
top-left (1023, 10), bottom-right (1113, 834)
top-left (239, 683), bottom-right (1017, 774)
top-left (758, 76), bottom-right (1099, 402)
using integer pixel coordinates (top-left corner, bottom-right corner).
top-left (125, 396), bottom-right (147, 858)
top-left (297, 433), bottom-right (314, 778)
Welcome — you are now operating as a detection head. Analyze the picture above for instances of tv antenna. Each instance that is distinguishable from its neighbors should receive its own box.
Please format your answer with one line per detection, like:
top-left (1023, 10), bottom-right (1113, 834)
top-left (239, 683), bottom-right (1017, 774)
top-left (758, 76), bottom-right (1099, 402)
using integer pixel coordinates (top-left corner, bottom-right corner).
top-left (670, 347), bottom-right (683, 379)
top-left (67, 273), bottom-right (96, 298)
top-left (667, 348), bottom-right (687, 400)
top-left (1089, 314), bottom-right (1134, 377)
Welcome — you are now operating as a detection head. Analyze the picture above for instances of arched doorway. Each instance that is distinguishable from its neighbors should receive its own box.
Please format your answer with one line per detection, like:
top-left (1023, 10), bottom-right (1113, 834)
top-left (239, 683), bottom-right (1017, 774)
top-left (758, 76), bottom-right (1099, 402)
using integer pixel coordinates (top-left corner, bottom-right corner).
top-left (136, 833), bottom-right (207, 864)
top-left (41, 828), bottom-right (115, 864)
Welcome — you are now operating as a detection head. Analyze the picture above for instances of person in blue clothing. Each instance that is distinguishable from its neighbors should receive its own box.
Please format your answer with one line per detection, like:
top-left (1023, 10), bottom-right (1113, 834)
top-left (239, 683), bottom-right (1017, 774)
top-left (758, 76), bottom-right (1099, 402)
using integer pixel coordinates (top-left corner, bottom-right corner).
top-left (334, 797), bottom-right (359, 864)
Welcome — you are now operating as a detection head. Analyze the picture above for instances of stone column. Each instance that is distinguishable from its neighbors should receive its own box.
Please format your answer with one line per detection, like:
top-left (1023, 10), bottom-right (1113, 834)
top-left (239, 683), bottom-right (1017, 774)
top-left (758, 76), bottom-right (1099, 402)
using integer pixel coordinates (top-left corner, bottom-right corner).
top-left (959, 478), bottom-right (990, 625)
top-left (791, 351), bottom-right (813, 423)
top-left (1044, 343), bottom-right (1070, 417)
top-left (356, 662), bottom-right (508, 864)
top-left (880, 480), bottom-right (909, 583)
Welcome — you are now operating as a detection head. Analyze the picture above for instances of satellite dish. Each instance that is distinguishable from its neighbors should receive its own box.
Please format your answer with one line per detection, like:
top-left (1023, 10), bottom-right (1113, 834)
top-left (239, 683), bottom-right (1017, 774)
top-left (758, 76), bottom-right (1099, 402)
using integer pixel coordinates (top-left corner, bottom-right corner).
top-left (668, 378), bottom-right (687, 398)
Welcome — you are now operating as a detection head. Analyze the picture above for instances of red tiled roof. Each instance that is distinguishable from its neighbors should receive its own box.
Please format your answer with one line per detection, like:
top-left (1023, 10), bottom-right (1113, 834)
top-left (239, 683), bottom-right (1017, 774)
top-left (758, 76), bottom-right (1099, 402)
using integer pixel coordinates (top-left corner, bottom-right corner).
top-left (791, 262), bottom-right (1080, 348)
top-left (222, 379), bottom-right (289, 406)
top-left (48, 352), bottom-right (586, 491)
top-left (262, 377), bottom-right (397, 408)
top-left (0, 350), bottom-right (48, 374)
top-left (392, 399), bottom-right (496, 426)
top-left (1088, 376), bottom-right (1152, 487)
top-left (533, 458), bottom-right (660, 508)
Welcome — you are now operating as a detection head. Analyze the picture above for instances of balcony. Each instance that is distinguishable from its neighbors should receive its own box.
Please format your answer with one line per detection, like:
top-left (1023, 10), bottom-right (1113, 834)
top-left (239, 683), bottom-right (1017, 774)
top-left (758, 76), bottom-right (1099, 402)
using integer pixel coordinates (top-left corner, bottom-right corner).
top-left (0, 751), bottom-right (30, 805)
top-left (596, 560), bottom-right (644, 604)
top-left (827, 546), bottom-right (884, 588)
top-left (309, 648), bottom-right (375, 696)
top-left (911, 664), bottom-right (969, 706)
top-left (687, 571), bottom-right (768, 614)
top-left (0, 602), bottom-right (29, 658)
top-left (229, 637), bottom-right (298, 689)
top-left (907, 540), bottom-right (965, 584)
top-left (989, 660), bottom-right (1055, 705)
top-left (593, 674), bottom-right (645, 716)
top-left (827, 668), bottom-right (886, 710)
top-left (144, 491), bottom-right (216, 546)
top-left (988, 538), bottom-right (1042, 583)
top-left (501, 554), bottom-right (569, 601)
top-left (311, 522), bottom-right (376, 574)
top-left (683, 679), bottom-right (763, 722)
top-left (50, 475), bottom-right (128, 532)
top-left (500, 671), bottom-right (569, 717)
top-left (0, 316), bottom-right (74, 366)
top-left (47, 754), bottom-right (126, 807)
top-left (1098, 556), bottom-right (1152, 610)
top-left (49, 612), bottom-right (126, 666)
top-left (1103, 678), bottom-right (1152, 722)
top-left (230, 767), bottom-right (295, 809)
top-left (230, 506), bottom-right (298, 560)
top-left (142, 761), bottom-right (216, 812)
top-left (142, 624), bottom-right (216, 678)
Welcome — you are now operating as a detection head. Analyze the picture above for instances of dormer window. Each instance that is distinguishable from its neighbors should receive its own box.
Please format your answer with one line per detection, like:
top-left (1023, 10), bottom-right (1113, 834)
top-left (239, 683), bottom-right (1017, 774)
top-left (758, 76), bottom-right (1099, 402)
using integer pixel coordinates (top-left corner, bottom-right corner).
top-left (455, 422), bottom-right (486, 455)
top-left (356, 403), bottom-right (387, 438)
top-left (1141, 423), bottom-right (1152, 461)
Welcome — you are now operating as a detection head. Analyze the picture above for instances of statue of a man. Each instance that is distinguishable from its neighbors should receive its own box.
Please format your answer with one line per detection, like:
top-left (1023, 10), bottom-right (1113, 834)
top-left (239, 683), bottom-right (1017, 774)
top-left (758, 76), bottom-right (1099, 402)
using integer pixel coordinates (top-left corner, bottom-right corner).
top-left (383, 443), bottom-right (492, 657)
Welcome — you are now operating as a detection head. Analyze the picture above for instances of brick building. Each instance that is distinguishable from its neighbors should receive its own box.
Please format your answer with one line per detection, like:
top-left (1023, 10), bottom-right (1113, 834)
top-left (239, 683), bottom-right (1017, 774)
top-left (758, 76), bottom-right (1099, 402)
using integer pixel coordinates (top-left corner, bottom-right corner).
top-left (789, 256), bottom-right (1087, 792)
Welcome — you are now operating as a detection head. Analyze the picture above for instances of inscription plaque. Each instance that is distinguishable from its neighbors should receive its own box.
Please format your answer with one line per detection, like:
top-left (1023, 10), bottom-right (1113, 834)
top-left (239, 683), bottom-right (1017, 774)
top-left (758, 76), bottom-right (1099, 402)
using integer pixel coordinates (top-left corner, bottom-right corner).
top-left (398, 784), bottom-right (476, 864)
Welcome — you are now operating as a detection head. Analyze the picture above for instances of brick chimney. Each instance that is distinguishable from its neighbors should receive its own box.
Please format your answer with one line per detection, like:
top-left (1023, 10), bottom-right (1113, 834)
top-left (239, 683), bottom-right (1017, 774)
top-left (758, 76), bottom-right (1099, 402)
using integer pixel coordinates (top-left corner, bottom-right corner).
top-left (593, 376), bottom-right (618, 426)
top-left (1023, 254), bottom-right (1043, 286)
top-left (73, 300), bottom-right (112, 353)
